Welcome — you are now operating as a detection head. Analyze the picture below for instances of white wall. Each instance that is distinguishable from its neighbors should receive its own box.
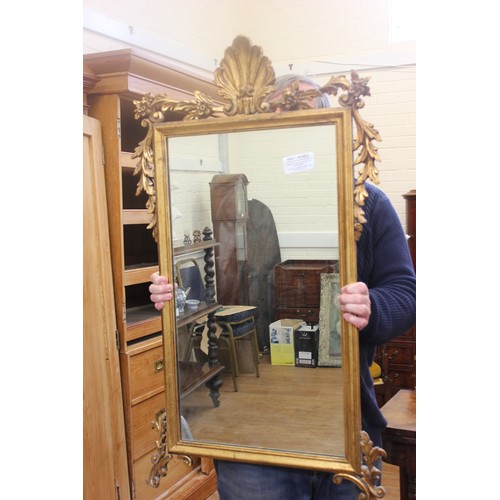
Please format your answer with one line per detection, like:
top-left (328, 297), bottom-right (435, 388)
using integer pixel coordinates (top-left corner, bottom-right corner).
top-left (83, 0), bottom-right (416, 230)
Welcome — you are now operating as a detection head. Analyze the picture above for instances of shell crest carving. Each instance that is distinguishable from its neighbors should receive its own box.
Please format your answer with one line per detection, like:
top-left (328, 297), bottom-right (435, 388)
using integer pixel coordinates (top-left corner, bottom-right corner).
top-left (214, 36), bottom-right (275, 116)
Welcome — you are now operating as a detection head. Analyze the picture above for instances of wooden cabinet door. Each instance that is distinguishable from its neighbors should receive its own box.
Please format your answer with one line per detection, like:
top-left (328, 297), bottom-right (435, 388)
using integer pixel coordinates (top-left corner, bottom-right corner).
top-left (83, 115), bottom-right (131, 500)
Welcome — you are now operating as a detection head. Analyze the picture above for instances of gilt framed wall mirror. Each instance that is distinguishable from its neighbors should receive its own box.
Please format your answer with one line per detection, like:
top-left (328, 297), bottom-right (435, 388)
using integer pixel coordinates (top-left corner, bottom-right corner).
top-left (133, 36), bottom-right (384, 497)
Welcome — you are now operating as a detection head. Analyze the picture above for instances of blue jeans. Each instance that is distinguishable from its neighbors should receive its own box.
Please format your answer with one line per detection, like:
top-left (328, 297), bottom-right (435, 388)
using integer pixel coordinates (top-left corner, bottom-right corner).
top-left (214, 461), bottom-right (360, 500)
top-left (215, 426), bottom-right (383, 499)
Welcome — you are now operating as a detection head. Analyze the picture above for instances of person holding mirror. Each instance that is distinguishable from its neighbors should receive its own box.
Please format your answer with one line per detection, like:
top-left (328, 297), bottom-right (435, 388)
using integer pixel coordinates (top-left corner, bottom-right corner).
top-left (149, 76), bottom-right (416, 499)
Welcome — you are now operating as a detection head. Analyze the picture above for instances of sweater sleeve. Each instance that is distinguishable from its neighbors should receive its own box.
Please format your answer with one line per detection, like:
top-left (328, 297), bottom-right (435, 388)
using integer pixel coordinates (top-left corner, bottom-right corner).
top-left (356, 185), bottom-right (416, 346)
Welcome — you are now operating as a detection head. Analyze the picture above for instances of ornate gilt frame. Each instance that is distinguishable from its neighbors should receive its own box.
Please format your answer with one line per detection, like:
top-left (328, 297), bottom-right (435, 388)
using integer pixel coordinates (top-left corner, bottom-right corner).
top-left (133, 36), bottom-right (385, 499)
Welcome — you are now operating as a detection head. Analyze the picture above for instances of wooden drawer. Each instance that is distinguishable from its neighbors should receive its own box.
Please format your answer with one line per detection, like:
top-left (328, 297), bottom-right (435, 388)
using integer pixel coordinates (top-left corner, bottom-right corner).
top-left (133, 450), bottom-right (201, 500)
top-left (129, 341), bottom-right (166, 404)
top-left (131, 392), bottom-right (168, 460)
top-left (386, 368), bottom-right (414, 390)
top-left (384, 343), bottom-right (415, 368)
top-left (275, 307), bottom-right (319, 324)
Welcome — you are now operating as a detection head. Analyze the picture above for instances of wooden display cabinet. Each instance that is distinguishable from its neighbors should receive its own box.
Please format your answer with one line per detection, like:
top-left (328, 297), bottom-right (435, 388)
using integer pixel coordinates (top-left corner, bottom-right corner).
top-left (174, 239), bottom-right (225, 407)
top-left (84, 110), bottom-right (131, 499)
top-left (84, 49), bottom-right (220, 500)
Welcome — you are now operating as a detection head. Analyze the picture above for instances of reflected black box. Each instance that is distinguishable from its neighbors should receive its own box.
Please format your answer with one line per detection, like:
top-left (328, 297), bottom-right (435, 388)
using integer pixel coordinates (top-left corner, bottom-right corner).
top-left (294, 325), bottom-right (319, 368)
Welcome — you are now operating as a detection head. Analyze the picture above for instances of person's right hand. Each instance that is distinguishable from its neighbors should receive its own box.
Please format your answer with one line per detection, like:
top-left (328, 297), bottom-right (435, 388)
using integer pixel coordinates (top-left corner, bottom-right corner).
top-left (149, 272), bottom-right (174, 311)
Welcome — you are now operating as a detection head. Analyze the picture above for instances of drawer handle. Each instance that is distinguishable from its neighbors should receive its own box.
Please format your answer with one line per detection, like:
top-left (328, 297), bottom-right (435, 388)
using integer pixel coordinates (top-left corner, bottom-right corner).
top-left (154, 359), bottom-right (164, 373)
top-left (387, 349), bottom-right (399, 361)
top-left (293, 309), bottom-right (313, 317)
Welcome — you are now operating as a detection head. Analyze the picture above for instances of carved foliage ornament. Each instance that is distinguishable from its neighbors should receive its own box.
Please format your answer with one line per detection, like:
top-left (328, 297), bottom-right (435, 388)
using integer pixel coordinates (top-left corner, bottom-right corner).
top-left (132, 35), bottom-right (381, 242)
top-left (333, 431), bottom-right (387, 499)
top-left (147, 408), bottom-right (192, 488)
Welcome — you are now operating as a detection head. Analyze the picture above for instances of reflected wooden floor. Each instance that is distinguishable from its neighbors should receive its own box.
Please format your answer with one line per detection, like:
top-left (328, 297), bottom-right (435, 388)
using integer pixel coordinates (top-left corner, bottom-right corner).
top-left (185, 353), bottom-right (400, 499)
top-left (181, 353), bottom-right (344, 455)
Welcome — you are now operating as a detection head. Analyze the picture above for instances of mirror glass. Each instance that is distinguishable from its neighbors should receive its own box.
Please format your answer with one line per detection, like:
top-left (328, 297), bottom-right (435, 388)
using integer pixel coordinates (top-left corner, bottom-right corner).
top-left (153, 109), bottom-right (360, 471)
top-left (173, 124), bottom-right (342, 455)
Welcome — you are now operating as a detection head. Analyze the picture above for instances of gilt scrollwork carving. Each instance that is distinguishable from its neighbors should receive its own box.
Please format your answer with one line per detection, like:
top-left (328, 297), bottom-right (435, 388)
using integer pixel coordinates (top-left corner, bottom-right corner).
top-left (266, 71), bottom-right (381, 240)
top-left (132, 35), bottom-right (381, 241)
top-left (132, 91), bottom-right (222, 241)
top-left (147, 408), bottom-right (193, 488)
top-left (321, 72), bottom-right (381, 240)
top-left (269, 70), bottom-right (382, 241)
top-left (332, 431), bottom-right (387, 499)
top-left (147, 408), bottom-right (171, 488)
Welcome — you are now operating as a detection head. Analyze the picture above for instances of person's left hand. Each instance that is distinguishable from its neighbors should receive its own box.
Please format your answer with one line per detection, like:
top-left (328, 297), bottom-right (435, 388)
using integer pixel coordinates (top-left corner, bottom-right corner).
top-left (338, 281), bottom-right (371, 330)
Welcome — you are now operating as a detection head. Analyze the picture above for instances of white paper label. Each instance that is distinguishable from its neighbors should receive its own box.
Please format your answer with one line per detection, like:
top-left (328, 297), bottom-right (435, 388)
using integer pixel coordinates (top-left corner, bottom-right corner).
top-left (283, 152), bottom-right (315, 174)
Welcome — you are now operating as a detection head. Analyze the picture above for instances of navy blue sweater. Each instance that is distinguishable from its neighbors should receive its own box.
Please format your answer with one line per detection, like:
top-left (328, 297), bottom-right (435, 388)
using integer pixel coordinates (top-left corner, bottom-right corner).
top-left (356, 184), bottom-right (416, 440)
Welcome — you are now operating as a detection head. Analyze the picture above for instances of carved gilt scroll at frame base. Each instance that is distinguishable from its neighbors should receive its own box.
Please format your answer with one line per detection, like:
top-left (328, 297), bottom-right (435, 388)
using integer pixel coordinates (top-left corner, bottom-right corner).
top-left (147, 411), bottom-right (387, 499)
top-left (134, 35), bottom-right (385, 498)
top-left (147, 408), bottom-right (193, 488)
top-left (333, 431), bottom-right (387, 499)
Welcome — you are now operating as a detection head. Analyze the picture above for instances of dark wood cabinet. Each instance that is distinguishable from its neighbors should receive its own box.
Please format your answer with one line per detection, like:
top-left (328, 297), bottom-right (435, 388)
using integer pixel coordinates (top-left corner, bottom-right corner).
top-left (210, 182), bottom-right (285, 352)
top-left (404, 189), bottom-right (416, 271)
top-left (375, 190), bottom-right (416, 407)
top-left (274, 260), bottom-right (337, 324)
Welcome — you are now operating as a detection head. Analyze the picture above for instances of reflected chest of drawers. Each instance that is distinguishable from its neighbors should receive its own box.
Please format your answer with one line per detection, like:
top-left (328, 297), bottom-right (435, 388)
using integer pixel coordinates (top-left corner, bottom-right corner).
top-left (274, 260), bottom-right (337, 324)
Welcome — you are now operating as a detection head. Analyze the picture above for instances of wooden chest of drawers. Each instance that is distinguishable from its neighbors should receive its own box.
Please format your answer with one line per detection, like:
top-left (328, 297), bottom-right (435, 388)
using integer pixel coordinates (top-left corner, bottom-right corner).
top-left (123, 335), bottom-right (202, 498)
top-left (375, 326), bottom-right (416, 404)
top-left (375, 189), bottom-right (416, 407)
top-left (274, 260), bottom-right (337, 324)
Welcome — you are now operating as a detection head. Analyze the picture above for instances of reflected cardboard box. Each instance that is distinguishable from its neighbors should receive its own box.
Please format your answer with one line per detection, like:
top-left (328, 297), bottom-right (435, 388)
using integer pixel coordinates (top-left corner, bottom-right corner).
top-left (294, 324), bottom-right (319, 368)
top-left (269, 319), bottom-right (305, 366)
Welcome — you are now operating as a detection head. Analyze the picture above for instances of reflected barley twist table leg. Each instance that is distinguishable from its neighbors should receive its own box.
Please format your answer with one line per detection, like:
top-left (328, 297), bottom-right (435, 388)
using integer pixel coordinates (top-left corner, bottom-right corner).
top-left (206, 312), bottom-right (223, 407)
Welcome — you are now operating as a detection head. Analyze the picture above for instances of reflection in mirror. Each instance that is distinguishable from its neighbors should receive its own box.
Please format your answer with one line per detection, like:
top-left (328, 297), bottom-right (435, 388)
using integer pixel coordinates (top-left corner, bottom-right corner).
top-left (168, 123), bottom-right (345, 456)
top-left (170, 126), bottom-right (338, 260)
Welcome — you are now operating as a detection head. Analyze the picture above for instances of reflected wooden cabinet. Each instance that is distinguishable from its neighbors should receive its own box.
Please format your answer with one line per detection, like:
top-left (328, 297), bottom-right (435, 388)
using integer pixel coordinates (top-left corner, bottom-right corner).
top-left (274, 260), bottom-right (337, 324)
top-left (210, 174), bottom-right (250, 306)
top-left (84, 50), bottom-right (219, 499)
top-left (375, 189), bottom-right (416, 407)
